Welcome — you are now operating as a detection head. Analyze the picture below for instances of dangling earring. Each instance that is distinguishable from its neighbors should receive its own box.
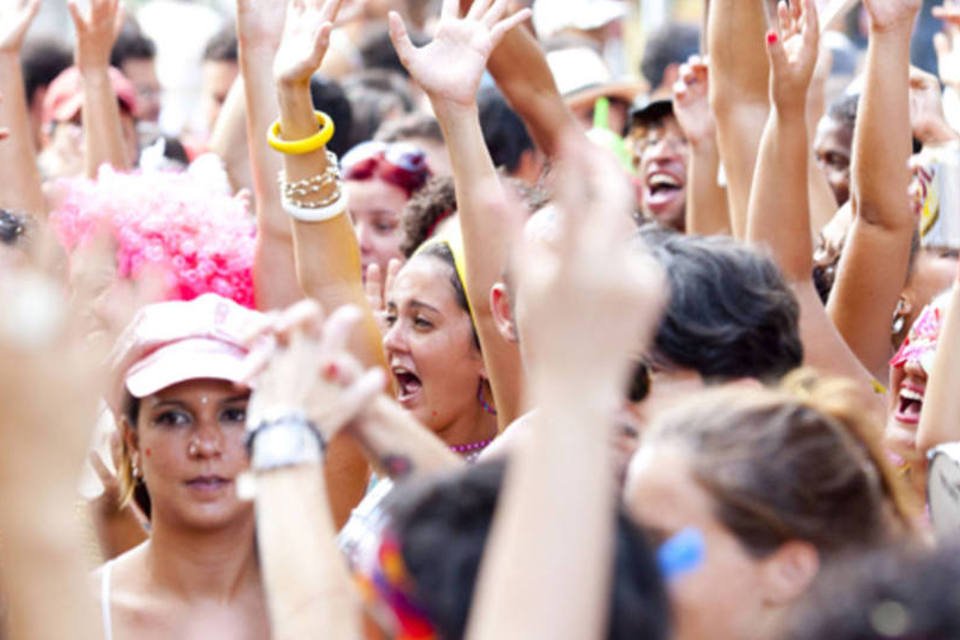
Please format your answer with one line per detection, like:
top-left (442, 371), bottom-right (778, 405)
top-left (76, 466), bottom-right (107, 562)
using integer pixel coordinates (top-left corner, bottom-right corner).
top-left (477, 380), bottom-right (497, 417)
top-left (892, 298), bottom-right (908, 341)
top-left (131, 458), bottom-right (142, 479)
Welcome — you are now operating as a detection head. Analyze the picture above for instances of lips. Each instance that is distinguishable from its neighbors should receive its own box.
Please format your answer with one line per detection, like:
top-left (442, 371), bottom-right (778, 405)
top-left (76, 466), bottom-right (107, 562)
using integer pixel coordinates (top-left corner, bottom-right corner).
top-left (894, 383), bottom-right (925, 425)
top-left (643, 168), bottom-right (685, 215)
top-left (391, 364), bottom-right (422, 407)
top-left (185, 475), bottom-right (232, 494)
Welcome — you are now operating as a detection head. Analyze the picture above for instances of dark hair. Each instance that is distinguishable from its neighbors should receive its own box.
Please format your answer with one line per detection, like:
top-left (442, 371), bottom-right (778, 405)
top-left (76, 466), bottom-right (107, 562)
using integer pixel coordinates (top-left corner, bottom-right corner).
top-left (375, 112), bottom-right (444, 146)
top-left (122, 397), bottom-right (152, 518)
top-left (21, 37), bottom-right (73, 104)
top-left (826, 92), bottom-right (859, 133)
top-left (110, 20), bottom-right (156, 68)
top-left (640, 23), bottom-right (701, 89)
top-left (648, 376), bottom-right (913, 559)
top-left (785, 545), bottom-right (960, 640)
top-left (359, 25), bottom-right (428, 76)
top-left (309, 74), bottom-right (354, 156)
top-left (401, 175), bottom-right (457, 257)
top-left (388, 459), bottom-right (671, 640)
top-left (638, 226), bottom-right (803, 382)
top-left (411, 242), bottom-right (478, 349)
top-left (477, 86), bottom-right (534, 174)
top-left (342, 70), bottom-right (415, 146)
top-left (203, 24), bottom-right (238, 63)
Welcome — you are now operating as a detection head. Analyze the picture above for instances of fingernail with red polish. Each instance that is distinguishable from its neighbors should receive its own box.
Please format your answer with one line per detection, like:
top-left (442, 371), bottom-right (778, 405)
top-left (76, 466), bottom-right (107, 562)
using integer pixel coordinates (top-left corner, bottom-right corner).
top-left (767, 30), bottom-right (778, 45)
top-left (323, 363), bottom-right (339, 380)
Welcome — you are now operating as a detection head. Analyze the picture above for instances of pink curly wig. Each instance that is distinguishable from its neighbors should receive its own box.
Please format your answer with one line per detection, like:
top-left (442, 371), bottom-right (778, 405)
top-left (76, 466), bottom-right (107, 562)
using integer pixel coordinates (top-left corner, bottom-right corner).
top-left (50, 167), bottom-right (256, 308)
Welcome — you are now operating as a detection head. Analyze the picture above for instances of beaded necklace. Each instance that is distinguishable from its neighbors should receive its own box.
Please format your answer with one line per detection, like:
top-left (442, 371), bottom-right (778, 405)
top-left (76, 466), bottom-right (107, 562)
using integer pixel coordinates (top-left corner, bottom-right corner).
top-left (449, 438), bottom-right (493, 464)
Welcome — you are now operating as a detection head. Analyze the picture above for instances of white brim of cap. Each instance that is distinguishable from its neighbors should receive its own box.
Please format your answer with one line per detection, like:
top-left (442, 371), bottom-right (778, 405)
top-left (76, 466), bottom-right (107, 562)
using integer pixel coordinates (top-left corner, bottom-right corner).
top-left (125, 337), bottom-right (250, 399)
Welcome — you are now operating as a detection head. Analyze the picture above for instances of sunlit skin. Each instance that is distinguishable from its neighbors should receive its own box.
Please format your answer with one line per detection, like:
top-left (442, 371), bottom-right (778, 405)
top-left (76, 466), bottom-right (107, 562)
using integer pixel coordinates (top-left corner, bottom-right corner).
top-left (624, 444), bottom-right (776, 640)
top-left (347, 178), bottom-right (408, 277)
top-left (383, 255), bottom-right (496, 446)
top-left (127, 378), bottom-right (252, 530)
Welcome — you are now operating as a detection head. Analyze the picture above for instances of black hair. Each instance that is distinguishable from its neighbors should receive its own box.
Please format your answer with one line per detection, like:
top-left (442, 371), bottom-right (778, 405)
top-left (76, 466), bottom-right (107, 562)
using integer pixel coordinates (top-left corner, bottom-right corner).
top-left (359, 25), bottom-right (428, 77)
top-left (21, 37), bottom-right (73, 105)
top-left (110, 20), bottom-right (156, 68)
top-left (309, 74), bottom-right (354, 157)
top-left (203, 24), bottom-right (238, 63)
top-left (342, 70), bottom-right (415, 146)
top-left (387, 458), bottom-right (671, 640)
top-left (638, 226), bottom-right (803, 382)
top-left (640, 23), bottom-right (701, 89)
top-left (784, 544), bottom-right (960, 640)
top-left (477, 86), bottom-right (534, 174)
top-left (0, 210), bottom-right (27, 246)
top-left (826, 92), bottom-right (859, 133)
top-left (124, 397), bottom-right (152, 519)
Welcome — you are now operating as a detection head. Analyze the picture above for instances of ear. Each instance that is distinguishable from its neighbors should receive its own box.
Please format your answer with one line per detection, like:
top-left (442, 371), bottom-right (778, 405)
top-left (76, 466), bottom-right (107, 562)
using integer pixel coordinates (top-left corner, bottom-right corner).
top-left (760, 540), bottom-right (820, 606)
top-left (121, 415), bottom-right (139, 458)
top-left (490, 281), bottom-right (518, 343)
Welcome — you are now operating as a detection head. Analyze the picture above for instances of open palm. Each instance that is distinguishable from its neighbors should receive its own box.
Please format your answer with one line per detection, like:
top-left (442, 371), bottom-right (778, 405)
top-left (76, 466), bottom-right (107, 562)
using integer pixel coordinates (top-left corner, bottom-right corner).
top-left (0, 0), bottom-right (39, 52)
top-left (388, 0), bottom-right (531, 107)
top-left (274, 0), bottom-right (345, 85)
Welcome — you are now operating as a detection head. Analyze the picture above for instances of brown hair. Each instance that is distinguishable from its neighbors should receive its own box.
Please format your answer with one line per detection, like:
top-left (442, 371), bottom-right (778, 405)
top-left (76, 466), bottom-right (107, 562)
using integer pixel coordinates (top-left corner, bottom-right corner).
top-left (646, 371), bottom-right (917, 558)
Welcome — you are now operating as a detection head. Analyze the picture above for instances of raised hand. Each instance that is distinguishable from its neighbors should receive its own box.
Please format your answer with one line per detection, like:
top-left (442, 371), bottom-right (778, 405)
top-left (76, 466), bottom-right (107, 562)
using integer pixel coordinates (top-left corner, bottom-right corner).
top-left (909, 66), bottom-right (959, 144)
top-left (237, 0), bottom-right (288, 51)
top-left (514, 135), bottom-right (666, 395)
top-left (68, 0), bottom-right (124, 70)
top-left (672, 55), bottom-right (715, 147)
top-left (934, 12), bottom-right (960, 88)
top-left (766, 0), bottom-right (819, 113)
top-left (0, 0), bottom-right (39, 53)
top-left (388, 0), bottom-right (531, 107)
top-left (273, 0), bottom-right (345, 87)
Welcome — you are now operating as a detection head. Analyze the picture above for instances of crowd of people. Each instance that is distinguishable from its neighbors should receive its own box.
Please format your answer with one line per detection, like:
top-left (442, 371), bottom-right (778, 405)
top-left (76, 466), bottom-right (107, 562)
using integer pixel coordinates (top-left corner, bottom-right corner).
top-left (1, 0), bottom-right (960, 637)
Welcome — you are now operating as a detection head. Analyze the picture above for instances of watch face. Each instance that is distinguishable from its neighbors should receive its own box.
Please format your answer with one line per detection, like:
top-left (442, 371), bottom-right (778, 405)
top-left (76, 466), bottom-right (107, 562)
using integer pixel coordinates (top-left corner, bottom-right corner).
top-left (928, 443), bottom-right (960, 542)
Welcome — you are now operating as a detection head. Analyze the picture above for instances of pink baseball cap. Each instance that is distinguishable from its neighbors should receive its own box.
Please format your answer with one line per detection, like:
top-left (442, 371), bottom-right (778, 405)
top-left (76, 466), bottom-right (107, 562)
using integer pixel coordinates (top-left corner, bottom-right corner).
top-left (109, 294), bottom-right (268, 416)
top-left (42, 66), bottom-right (138, 126)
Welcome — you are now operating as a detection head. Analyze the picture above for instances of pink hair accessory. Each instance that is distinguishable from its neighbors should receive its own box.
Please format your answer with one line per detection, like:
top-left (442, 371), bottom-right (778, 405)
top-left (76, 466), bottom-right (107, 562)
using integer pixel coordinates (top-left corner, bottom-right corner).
top-left (50, 166), bottom-right (256, 308)
top-left (889, 291), bottom-right (951, 373)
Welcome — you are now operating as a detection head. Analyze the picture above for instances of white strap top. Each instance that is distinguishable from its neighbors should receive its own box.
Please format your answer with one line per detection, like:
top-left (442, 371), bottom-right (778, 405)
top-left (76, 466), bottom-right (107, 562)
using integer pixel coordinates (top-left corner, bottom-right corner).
top-left (100, 560), bottom-right (114, 640)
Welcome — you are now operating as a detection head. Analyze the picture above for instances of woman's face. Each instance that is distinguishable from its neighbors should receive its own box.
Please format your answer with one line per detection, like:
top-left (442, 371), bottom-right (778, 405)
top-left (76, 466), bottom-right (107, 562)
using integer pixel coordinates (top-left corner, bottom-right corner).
top-left (346, 178), bottom-right (408, 277)
top-left (383, 255), bottom-right (484, 433)
top-left (885, 358), bottom-right (928, 487)
top-left (624, 444), bottom-right (772, 640)
top-left (129, 378), bottom-right (251, 530)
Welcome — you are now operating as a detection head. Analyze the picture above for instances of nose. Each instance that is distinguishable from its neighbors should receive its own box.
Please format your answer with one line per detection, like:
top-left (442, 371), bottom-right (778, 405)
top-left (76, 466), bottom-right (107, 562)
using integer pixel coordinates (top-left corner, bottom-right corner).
top-left (189, 419), bottom-right (224, 459)
top-left (354, 220), bottom-right (372, 253)
top-left (382, 317), bottom-right (408, 355)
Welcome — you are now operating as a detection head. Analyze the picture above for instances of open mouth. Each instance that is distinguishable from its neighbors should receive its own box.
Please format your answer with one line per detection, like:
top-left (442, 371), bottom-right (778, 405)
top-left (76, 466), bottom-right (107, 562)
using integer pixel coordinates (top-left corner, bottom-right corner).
top-left (392, 366), bottom-right (423, 404)
top-left (895, 386), bottom-right (924, 424)
top-left (644, 172), bottom-right (683, 210)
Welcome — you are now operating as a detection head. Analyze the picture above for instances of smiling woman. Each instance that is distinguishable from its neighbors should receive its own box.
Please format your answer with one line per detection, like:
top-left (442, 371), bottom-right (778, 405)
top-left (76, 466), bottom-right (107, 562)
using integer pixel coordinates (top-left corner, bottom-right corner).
top-left (102, 293), bottom-right (271, 640)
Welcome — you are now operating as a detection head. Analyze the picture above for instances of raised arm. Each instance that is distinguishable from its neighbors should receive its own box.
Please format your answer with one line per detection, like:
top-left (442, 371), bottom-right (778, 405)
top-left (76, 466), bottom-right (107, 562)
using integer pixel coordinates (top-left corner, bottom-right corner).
top-left (247, 302), bottom-right (384, 640)
top-left (747, 0), bottom-right (875, 387)
top-left (0, 0), bottom-right (44, 217)
top-left (826, 0), bottom-right (920, 379)
top-left (459, 0), bottom-right (581, 158)
top-left (271, 0), bottom-right (380, 526)
top-left (707, 0), bottom-right (770, 236)
top-left (671, 55), bottom-right (730, 235)
top-left (466, 137), bottom-right (667, 640)
top-left (68, 0), bottom-right (130, 177)
top-left (388, 1), bottom-right (531, 429)
top-left (235, 0), bottom-right (304, 310)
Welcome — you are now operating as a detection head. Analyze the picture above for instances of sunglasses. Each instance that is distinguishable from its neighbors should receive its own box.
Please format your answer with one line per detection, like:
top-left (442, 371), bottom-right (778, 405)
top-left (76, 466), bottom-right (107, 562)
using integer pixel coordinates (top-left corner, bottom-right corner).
top-left (341, 140), bottom-right (430, 177)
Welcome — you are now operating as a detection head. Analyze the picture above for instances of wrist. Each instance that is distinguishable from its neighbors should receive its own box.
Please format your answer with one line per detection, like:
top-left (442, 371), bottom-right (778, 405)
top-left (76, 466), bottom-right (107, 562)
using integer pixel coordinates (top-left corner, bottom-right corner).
top-left (430, 97), bottom-right (479, 121)
top-left (247, 410), bottom-right (326, 471)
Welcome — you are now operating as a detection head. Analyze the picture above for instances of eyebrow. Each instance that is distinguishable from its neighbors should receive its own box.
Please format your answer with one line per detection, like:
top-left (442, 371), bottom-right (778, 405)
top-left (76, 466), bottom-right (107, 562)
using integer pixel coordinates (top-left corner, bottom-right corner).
top-left (409, 300), bottom-right (441, 314)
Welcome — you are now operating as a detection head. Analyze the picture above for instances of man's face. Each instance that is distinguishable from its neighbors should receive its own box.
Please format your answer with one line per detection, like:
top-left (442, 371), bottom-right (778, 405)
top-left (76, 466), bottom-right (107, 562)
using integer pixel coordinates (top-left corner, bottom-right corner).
top-left (813, 115), bottom-right (853, 206)
top-left (634, 113), bottom-right (688, 232)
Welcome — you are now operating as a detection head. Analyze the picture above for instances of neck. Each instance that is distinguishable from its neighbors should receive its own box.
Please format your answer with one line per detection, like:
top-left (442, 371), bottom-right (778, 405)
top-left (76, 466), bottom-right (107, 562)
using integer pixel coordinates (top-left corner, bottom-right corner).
top-left (145, 512), bottom-right (260, 602)
top-left (439, 398), bottom-right (498, 450)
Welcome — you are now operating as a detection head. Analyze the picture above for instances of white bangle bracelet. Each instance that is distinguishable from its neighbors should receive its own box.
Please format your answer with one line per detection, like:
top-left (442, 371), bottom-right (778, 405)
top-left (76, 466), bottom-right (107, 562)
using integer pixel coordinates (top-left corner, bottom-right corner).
top-left (281, 192), bottom-right (348, 223)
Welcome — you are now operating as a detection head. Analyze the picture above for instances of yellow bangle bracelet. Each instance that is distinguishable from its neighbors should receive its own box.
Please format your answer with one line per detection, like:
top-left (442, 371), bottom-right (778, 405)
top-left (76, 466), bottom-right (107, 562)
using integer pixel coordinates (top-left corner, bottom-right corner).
top-left (267, 111), bottom-right (335, 155)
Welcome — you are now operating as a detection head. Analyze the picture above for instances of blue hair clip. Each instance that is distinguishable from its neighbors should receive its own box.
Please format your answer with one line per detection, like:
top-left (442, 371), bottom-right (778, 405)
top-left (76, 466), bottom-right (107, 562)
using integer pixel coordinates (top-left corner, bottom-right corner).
top-left (657, 527), bottom-right (705, 581)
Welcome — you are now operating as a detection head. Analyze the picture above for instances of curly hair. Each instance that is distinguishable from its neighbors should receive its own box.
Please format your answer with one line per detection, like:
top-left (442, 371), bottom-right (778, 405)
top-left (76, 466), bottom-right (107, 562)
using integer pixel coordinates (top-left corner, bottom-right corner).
top-left (401, 175), bottom-right (457, 257)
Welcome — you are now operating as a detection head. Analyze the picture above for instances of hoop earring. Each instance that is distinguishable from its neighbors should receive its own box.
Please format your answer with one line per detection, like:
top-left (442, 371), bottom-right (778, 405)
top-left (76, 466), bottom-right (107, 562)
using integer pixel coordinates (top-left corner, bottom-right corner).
top-left (477, 381), bottom-right (497, 417)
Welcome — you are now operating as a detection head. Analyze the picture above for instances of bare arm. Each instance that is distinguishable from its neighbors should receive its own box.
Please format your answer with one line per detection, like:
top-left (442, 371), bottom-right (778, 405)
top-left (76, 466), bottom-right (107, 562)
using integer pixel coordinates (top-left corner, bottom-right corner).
top-left (826, 0), bottom-right (920, 379)
top-left (0, 0), bottom-right (44, 217)
top-left (707, 0), bottom-right (770, 237)
top-left (389, 2), bottom-right (531, 429)
top-left (207, 77), bottom-right (254, 195)
top-left (747, 0), bottom-right (876, 388)
top-left (235, 0), bottom-right (304, 310)
top-left (466, 138), bottom-right (666, 640)
top-left (69, 0), bottom-right (130, 178)
top-left (672, 55), bottom-right (730, 235)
